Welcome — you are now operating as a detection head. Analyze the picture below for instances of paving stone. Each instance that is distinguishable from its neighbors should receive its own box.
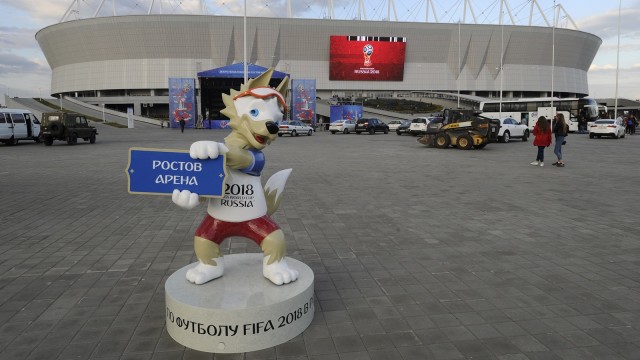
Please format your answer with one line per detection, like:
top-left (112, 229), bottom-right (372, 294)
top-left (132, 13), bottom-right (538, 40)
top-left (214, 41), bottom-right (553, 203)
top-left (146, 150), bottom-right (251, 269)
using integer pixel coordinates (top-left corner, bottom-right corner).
top-left (2, 128), bottom-right (640, 359)
top-left (331, 335), bottom-right (365, 353)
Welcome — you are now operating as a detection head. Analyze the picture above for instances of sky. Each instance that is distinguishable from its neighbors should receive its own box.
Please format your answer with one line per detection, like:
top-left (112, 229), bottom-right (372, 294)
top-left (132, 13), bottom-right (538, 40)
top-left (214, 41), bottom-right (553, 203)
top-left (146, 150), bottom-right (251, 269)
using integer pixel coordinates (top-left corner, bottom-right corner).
top-left (0, 0), bottom-right (639, 102)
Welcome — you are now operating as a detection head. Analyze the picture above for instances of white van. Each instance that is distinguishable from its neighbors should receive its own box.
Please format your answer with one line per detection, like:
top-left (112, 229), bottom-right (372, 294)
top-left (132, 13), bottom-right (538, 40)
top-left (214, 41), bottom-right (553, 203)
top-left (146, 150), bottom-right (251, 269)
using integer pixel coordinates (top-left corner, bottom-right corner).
top-left (0, 109), bottom-right (42, 145)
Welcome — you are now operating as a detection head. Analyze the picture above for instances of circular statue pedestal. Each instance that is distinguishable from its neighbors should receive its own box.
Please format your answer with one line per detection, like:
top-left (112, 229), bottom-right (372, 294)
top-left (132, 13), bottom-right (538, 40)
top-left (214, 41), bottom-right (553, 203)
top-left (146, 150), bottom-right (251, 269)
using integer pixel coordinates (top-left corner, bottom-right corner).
top-left (165, 253), bottom-right (314, 353)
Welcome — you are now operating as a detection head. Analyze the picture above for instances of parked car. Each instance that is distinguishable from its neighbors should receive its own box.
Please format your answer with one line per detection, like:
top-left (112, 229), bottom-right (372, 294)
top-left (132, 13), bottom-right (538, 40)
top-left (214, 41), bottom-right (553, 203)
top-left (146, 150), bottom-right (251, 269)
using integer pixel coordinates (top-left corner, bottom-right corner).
top-left (354, 118), bottom-right (389, 135)
top-left (329, 120), bottom-right (356, 134)
top-left (396, 120), bottom-right (412, 135)
top-left (387, 120), bottom-right (405, 131)
top-left (278, 121), bottom-right (313, 137)
top-left (589, 118), bottom-right (626, 139)
top-left (409, 117), bottom-right (441, 136)
top-left (0, 109), bottom-right (42, 145)
top-left (41, 112), bottom-right (97, 146)
top-left (498, 117), bottom-right (529, 142)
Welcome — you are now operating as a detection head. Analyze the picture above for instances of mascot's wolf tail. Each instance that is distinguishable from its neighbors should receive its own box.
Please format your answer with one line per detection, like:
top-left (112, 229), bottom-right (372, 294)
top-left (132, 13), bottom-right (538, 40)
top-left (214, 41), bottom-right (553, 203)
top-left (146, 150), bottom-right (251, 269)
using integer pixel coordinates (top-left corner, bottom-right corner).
top-left (264, 169), bottom-right (292, 216)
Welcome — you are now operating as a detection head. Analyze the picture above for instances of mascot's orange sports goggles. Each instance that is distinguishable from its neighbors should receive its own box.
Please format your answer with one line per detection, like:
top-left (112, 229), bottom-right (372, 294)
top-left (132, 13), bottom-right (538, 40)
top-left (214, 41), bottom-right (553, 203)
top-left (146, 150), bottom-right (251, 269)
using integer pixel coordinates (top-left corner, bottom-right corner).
top-left (233, 87), bottom-right (288, 114)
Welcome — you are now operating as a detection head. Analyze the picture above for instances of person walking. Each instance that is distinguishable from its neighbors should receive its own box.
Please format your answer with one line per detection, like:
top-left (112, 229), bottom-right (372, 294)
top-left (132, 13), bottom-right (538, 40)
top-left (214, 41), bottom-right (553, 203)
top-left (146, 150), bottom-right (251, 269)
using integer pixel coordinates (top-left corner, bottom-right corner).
top-left (552, 113), bottom-right (568, 167)
top-left (531, 116), bottom-right (552, 167)
top-left (179, 118), bottom-right (186, 133)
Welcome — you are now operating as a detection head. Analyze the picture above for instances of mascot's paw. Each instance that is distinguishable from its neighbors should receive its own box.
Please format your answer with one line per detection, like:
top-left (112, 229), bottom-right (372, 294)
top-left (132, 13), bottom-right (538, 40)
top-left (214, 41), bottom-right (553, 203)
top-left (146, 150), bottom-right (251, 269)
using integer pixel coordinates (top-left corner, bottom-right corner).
top-left (190, 141), bottom-right (229, 160)
top-left (186, 259), bottom-right (225, 285)
top-left (172, 189), bottom-right (200, 209)
top-left (263, 257), bottom-right (299, 286)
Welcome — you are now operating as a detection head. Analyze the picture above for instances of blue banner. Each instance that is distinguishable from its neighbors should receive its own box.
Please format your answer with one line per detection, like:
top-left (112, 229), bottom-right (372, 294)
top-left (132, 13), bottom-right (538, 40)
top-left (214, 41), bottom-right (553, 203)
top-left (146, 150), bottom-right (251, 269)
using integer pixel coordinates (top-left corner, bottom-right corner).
top-left (169, 78), bottom-right (196, 129)
top-left (197, 63), bottom-right (288, 79)
top-left (291, 79), bottom-right (316, 124)
top-left (210, 120), bottom-right (231, 129)
top-left (329, 105), bottom-right (363, 122)
top-left (342, 105), bottom-right (363, 121)
top-left (330, 106), bottom-right (343, 122)
top-left (126, 148), bottom-right (226, 197)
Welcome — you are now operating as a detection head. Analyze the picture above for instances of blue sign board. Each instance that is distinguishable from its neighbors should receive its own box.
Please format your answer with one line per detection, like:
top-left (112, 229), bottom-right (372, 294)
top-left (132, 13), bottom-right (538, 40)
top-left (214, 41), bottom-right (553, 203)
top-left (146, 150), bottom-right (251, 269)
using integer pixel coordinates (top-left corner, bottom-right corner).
top-left (126, 148), bottom-right (226, 197)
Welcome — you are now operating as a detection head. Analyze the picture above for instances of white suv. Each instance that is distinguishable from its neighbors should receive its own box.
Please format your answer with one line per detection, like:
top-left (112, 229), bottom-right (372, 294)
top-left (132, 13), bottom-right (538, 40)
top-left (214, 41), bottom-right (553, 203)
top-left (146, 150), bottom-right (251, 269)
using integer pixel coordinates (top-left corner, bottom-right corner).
top-left (409, 117), bottom-right (441, 136)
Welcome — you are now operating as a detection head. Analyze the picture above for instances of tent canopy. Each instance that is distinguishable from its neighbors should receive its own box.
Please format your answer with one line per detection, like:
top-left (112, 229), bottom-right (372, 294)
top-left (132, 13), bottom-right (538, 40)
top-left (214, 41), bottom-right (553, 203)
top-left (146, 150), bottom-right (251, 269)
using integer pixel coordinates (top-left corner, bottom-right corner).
top-left (197, 63), bottom-right (288, 79)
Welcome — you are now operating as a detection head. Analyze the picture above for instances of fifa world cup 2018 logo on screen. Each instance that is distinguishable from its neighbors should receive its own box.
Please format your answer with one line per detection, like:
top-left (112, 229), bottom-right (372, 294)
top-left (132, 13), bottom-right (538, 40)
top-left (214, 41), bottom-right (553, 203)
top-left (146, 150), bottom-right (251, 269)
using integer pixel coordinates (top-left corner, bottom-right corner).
top-left (363, 44), bottom-right (373, 67)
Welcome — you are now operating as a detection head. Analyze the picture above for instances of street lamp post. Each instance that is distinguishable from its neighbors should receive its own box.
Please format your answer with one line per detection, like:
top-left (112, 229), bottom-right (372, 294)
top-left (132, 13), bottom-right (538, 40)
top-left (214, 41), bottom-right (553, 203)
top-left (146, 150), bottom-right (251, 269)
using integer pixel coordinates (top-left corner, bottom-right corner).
top-left (614, 0), bottom-right (621, 119)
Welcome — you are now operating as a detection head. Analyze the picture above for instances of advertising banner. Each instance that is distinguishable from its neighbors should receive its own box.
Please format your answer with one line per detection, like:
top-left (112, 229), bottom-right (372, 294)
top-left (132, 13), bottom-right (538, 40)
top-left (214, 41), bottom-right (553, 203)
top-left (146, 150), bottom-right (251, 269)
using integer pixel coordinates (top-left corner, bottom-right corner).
top-left (169, 78), bottom-right (196, 129)
top-left (330, 35), bottom-right (406, 81)
top-left (291, 79), bottom-right (316, 124)
top-left (329, 105), bottom-right (363, 122)
top-left (210, 120), bottom-right (231, 129)
top-left (330, 106), bottom-right (343, 122)
top-left (341, 105), bottom-right (363, 120)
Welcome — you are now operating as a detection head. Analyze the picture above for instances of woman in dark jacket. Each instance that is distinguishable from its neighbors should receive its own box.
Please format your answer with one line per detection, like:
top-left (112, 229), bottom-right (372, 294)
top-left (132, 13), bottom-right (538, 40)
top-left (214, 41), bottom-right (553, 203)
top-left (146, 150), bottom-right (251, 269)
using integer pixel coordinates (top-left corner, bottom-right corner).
top-left (552, 114), bottom-right (567, 167)
top-left (531, 116), bottom-right (552, 167)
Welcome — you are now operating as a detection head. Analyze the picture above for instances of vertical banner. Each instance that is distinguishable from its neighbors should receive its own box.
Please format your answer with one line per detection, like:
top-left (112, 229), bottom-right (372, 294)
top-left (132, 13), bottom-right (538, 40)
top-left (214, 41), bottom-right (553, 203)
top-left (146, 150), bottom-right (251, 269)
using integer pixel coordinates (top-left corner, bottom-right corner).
top-left (169, 78), bottom-right (196, 129)
top-left (291, 79), bottom-right (316, 125)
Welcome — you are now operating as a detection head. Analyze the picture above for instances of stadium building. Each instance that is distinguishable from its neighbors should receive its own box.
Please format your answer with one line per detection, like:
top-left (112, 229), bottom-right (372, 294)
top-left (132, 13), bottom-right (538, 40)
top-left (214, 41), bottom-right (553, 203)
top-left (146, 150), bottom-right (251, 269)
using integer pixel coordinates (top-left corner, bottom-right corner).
top-left (35, 1), bottom-right (602, 120)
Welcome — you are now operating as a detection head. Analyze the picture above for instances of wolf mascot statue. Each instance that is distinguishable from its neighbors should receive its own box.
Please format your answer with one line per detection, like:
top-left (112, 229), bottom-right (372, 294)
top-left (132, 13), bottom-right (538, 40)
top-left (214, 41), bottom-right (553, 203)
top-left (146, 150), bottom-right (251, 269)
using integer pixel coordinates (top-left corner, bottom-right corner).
top-left (172, 69), bottom-right (298, 286)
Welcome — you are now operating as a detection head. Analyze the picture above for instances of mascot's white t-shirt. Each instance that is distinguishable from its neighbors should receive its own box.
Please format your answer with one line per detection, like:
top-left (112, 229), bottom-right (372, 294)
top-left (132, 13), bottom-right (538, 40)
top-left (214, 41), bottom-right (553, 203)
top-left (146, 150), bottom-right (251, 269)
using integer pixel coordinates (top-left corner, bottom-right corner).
top-left (208, 169), bottom-right (267, 222)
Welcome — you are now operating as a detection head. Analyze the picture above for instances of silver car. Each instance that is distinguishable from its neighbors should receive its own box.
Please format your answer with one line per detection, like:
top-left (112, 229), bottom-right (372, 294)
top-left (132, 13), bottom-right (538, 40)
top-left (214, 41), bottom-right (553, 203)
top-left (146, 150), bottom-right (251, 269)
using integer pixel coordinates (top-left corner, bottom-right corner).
top-left (329, 120), bottom-right (356, 134)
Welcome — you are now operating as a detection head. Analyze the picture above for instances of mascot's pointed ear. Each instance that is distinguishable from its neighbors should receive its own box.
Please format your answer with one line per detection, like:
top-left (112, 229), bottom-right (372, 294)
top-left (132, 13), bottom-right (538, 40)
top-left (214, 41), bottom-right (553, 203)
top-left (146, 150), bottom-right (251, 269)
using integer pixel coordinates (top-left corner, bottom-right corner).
top-left (250, 68), bottom-right (275, 88)
top-left (277, 76), bottom-right (289, 100)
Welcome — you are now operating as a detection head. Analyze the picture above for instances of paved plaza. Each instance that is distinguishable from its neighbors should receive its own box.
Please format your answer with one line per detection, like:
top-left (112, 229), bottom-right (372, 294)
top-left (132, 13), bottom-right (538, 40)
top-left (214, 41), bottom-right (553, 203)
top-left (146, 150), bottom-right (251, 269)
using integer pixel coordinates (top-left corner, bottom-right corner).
top-left (1, 123), bottom-right (640, 360)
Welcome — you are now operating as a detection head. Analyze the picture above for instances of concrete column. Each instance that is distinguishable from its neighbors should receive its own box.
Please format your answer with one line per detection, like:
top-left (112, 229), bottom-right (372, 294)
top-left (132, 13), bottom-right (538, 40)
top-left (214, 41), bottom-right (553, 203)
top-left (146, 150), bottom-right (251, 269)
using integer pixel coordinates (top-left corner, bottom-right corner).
top-left (134, 102), bottom-right (142, 115)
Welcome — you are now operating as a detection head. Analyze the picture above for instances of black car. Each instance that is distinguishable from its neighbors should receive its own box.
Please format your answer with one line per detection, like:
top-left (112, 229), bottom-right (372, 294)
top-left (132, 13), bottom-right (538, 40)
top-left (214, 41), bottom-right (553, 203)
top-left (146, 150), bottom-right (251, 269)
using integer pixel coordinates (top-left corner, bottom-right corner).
top-left (396, 120), bottom-right (411, 135)
top-left (355, 118), bottom-right (389, 135)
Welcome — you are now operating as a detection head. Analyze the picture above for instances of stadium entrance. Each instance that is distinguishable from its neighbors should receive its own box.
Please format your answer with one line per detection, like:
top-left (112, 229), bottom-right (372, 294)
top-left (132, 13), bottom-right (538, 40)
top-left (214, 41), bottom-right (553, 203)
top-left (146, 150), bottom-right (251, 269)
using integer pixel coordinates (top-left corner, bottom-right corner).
top-left (198, 63), bottom-right (288, 128)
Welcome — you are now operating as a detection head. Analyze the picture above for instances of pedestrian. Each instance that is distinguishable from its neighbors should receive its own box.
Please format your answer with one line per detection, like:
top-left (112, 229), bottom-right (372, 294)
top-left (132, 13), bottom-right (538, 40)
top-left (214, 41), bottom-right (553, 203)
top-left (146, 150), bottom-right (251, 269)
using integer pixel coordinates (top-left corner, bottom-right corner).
top-left (627, 114), bottom-right (638, 135)
top-left (179, 118), bottom-right (186, 133)
top-left (578, 110), bottom-right (587, 133)
top-left (552, 113), bottom-right (568, 167)
top-left (531, 116), bottom-right (552, 167)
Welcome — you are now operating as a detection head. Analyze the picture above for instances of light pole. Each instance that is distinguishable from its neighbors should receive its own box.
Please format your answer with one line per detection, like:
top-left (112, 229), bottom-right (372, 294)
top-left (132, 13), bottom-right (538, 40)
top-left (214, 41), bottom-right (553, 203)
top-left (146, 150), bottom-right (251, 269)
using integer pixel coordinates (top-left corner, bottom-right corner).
top-left (614, 0), bottom-right (621, 120)
top-left (551, 0), bottom-right (556, 110)
top-left (457, 20), bottom-right (461, 109)
top-left (243, 0), bottom-right (247, 83)
top-left (499, 15), bottom-right (504, 120)
top-left (102, 104), bottom-right (106, 122)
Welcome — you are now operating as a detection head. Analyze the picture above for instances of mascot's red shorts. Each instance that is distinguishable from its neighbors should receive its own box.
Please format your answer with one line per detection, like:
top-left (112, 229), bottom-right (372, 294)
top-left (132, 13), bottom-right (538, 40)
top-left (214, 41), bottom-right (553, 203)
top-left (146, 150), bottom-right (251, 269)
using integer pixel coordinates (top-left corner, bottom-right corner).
top-left (195, 214), bottom-right (280, 245)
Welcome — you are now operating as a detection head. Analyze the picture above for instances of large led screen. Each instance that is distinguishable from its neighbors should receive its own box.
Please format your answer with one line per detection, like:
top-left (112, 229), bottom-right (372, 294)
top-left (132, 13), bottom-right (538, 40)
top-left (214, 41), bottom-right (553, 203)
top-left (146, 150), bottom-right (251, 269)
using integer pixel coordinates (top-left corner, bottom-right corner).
top-left (330, 35), bottom-right (406, 81)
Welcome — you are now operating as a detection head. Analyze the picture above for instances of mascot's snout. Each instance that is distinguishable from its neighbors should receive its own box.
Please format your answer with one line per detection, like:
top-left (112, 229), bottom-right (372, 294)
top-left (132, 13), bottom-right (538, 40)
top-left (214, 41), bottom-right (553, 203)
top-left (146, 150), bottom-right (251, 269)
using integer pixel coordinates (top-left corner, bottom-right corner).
top-left (266, 121), bottom-right (279, 134)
